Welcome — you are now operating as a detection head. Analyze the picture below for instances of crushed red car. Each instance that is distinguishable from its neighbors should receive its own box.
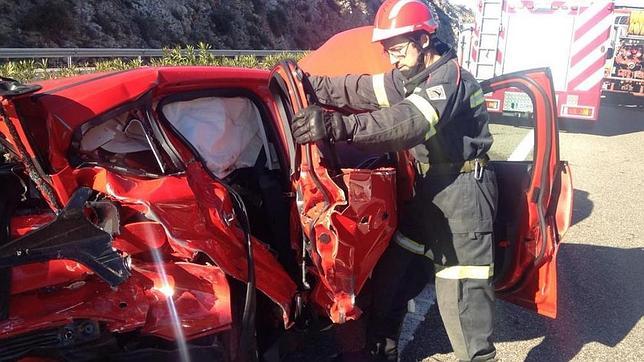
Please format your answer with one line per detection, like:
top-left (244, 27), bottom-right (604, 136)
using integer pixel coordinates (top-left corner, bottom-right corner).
top-left (0, 27), bottom-right (572, 361)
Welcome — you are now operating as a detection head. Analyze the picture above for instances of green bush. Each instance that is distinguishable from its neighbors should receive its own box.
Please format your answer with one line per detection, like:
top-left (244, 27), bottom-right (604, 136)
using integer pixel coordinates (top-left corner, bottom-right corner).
top-left (0, 45), bottom-right (306, 83)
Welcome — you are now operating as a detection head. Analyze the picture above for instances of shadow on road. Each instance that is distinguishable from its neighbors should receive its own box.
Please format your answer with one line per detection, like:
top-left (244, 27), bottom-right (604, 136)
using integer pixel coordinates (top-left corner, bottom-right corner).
top-left (559, 104), bottom-right (644, 137)
top-left (495, 244), bottom-right (644, 361)
top-left (399, 244), bottom-right (643, 362)
top-left (572, 189), bottom-right (593, 226)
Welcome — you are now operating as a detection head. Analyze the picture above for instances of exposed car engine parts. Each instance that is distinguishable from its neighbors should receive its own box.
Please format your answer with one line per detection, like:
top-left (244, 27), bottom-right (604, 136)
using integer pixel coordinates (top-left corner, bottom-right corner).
top-left (0, 319), bottom-right (102, 361)
top-left (0, 187), bottom-right (131, 288)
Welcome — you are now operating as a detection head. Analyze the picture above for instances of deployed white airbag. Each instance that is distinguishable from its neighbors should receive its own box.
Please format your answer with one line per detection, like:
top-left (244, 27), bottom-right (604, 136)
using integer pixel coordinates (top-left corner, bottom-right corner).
top-left (80, 117), bottom-right (151, 154)
top-left (162, 97), bottom-right (265, 179)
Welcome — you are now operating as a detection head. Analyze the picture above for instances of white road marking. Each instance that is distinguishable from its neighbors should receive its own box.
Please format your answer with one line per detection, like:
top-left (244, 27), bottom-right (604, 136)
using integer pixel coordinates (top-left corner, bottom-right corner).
top-left (508, 129), bottom-right (534, 161)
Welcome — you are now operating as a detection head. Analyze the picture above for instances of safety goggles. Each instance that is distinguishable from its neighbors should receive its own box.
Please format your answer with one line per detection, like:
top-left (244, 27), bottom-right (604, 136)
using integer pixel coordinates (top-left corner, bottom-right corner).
top-left (385, 41), bottom-right (413, 59)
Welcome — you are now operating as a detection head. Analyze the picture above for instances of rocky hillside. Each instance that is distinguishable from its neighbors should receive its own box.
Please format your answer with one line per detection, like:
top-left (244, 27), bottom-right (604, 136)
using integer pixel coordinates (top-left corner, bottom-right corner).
top-left (0, 0), bottom-right (472, 50)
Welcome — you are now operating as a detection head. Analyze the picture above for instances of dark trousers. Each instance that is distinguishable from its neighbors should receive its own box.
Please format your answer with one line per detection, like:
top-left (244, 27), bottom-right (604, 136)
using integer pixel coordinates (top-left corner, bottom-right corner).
top-left (365, 167), bottom-right (498, 361)
top-left (363, 245), bottom-right (496, 361)
top-left (434, 265), bottom-right (496, 361)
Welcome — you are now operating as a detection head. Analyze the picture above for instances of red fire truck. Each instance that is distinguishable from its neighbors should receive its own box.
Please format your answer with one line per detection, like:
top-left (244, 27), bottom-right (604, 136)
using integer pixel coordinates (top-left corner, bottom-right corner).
top-left (461, 0), bottom-right (615, 121)
top-left (602, 7), bottom-right (644, 105)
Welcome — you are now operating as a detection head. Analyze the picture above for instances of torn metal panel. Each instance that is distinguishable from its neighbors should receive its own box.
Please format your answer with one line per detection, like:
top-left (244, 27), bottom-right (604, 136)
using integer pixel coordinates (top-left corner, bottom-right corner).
top-left (72, 164), bottom-right (297, 326)
top-left (0, 99), bottom-right (61, 211)
top-left (0, 187), bottom-right (130, 287)
top-left (271, 61), bottom-right (397, 323)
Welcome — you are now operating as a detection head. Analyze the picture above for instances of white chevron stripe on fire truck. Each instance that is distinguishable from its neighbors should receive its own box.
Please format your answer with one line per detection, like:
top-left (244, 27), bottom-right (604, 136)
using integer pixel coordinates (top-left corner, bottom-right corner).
top-left (568, 47), bottom-right (606, 83)
top-left (575, 67), bottom-right (606, 92)
top-left (575, 1), bottom-right (606, 30)
top-left (568, 1), bottom-right (613, 92)
top-left (471, 24), bottom-right (479, 63)
top-left (570, 27), bottom-right (611, 66)
top-left (571, 8), bottom-right (613, 55)
top-left (496, 29), bottom-right (505, 76)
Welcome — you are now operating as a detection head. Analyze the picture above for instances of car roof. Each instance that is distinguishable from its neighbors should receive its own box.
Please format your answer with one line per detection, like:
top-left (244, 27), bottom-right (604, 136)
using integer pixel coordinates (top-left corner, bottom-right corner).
top-left (26, 66), bottom-right (271, 136)
top-left (33, 66), bottom-right (271, 98)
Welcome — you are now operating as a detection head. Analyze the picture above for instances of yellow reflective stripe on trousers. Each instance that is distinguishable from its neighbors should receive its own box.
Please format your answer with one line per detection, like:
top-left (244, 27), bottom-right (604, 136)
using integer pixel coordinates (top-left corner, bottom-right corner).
top-left (406, 93), bottom-right (439, 140)
top-left (435, 265), bottom-right (494, 280)
top-left (393, 230), bottom-right (425, 255)
top-left (372, 73), bottom-right (390, 108)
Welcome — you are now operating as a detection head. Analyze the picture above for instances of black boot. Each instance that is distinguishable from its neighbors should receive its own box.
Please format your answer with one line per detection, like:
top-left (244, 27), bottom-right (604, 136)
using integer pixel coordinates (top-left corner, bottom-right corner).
top-left (368, 337), bottom-right (398, 361)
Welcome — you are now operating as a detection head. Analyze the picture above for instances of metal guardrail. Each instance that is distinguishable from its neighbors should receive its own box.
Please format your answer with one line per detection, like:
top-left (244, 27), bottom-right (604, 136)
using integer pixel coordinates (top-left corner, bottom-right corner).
top-left (0, 48), bottom-right (304, 66)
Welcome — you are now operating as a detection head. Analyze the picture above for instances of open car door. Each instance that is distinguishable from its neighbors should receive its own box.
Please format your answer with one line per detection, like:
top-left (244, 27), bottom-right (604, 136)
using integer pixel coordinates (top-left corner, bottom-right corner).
top-left (287, 26), bottom-right (573, 319)
top-left (481, 69), bottom-right (573, 318)
top-left (269, 58), bottom-right (397, 323)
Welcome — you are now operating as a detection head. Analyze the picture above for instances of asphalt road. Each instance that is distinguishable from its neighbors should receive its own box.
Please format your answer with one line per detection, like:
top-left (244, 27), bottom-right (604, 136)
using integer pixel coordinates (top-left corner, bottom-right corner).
top-left (398, 104), bottom-right (644, 361)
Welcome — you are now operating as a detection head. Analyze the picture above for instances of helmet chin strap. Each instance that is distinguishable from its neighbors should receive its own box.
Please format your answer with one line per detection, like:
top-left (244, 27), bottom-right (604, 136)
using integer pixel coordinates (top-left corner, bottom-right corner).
top-left (406, 42), bottom-right (429, 78)
top-left (407, 36), bottom-right (449, 78)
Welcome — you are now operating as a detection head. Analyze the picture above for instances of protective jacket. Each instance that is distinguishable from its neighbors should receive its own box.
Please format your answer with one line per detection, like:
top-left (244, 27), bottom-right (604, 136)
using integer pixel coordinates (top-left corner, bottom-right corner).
top-left (309, 48), bottom-right (499, 361)
top-left (309, 49), bottom-right (496, 261)
top-left (309, 49), bottom-right (493, 165)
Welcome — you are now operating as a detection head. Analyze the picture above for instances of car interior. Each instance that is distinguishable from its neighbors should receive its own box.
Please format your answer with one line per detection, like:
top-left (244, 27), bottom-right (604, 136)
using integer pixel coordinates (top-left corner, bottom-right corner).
top-left (489, 160), bottom-right (532, 282)
top-left (157, 91), bottom-right (299, 277)
top-left (72, 104), bottom-right (167, 176)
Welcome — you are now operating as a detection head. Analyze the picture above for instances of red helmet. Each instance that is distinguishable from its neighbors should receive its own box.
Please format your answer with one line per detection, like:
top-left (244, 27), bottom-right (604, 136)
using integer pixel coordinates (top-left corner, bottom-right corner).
top-left (372, 0), bottom-right (439, 43)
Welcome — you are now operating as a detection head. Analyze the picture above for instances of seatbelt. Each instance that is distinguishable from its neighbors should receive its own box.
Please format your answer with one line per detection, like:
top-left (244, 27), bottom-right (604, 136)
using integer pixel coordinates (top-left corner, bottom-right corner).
top-left (404, 49), bottom-right (457, 96)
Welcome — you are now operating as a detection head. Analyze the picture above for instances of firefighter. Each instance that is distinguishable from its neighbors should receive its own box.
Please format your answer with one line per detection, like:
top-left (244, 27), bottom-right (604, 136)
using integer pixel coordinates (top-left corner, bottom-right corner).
top-left (291, 0), bottom-right (498, 361)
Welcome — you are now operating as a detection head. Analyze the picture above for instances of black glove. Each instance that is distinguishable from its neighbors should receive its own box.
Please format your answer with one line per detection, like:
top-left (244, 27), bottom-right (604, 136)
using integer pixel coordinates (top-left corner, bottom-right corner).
top-left (291, 105), bottom-right (349, 144)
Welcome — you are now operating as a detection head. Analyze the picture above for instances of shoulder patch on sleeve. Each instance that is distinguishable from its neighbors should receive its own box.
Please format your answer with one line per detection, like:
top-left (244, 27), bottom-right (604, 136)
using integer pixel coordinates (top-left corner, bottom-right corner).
top-left (470, 89), bottom-right (484, 108)
top-left (426, 85), bottom-right (447, 100)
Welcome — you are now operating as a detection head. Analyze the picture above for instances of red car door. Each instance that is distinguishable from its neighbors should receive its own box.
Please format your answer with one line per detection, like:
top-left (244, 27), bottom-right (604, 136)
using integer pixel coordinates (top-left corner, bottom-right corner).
top-left (269, 61), bottom-right (398, 323)
top-left (291, 26), bottom-right (573, 319)
top-left (481, 70), bottom-right (573, 318)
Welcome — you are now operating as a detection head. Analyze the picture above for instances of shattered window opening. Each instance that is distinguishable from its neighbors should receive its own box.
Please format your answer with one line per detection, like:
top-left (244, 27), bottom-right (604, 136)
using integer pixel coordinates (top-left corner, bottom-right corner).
top-left (72, 106), bottom-right (170, 177)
